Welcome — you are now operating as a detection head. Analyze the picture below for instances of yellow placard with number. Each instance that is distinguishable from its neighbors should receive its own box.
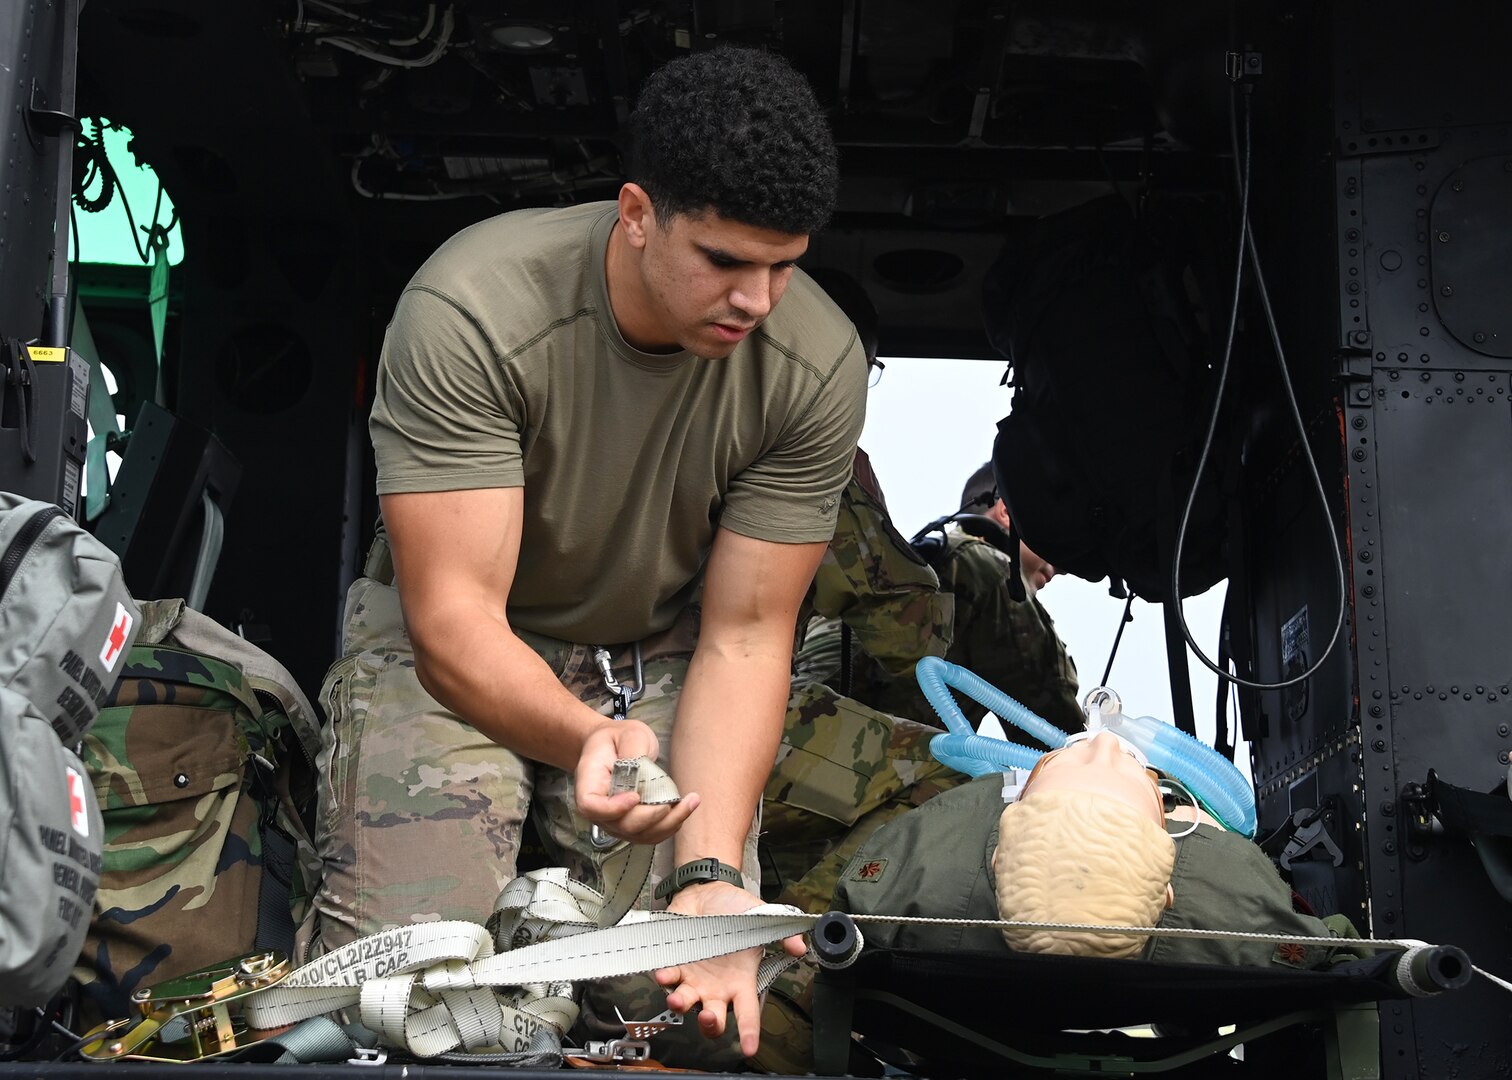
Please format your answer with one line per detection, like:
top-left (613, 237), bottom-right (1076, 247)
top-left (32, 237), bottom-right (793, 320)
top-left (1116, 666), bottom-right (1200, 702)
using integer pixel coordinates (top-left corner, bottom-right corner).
top-left (25, 346), bottom-right (68, 363)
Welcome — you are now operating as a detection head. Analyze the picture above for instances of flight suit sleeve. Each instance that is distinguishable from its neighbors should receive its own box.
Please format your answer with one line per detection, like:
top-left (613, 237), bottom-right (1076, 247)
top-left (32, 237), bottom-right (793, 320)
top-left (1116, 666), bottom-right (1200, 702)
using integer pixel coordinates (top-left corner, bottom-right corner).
top-left (944, 537), bottom-right (1082, 737)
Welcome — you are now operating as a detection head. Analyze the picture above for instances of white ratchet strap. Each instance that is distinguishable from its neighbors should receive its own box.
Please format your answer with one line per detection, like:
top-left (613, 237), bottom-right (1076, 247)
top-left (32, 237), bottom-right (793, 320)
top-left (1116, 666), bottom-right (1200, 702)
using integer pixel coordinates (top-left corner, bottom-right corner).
top-left (243, 758), bottom-right (809, 1058)
top-left (242, 908), bottom-right (811, 1056)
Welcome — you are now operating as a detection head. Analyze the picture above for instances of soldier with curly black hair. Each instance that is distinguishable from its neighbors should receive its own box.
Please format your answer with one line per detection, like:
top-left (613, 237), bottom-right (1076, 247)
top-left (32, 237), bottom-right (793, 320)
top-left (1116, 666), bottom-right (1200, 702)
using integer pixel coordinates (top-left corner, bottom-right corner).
top-left (310, 46), bottom-right (864, 1065)
top-left (627, 48), bottom-right (840, 236)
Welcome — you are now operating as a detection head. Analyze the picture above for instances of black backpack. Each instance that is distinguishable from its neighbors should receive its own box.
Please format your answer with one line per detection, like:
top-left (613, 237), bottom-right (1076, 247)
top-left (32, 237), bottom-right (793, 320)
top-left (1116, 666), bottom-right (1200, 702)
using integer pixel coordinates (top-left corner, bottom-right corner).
top-left (984, 194), bottom-right (1233, 606)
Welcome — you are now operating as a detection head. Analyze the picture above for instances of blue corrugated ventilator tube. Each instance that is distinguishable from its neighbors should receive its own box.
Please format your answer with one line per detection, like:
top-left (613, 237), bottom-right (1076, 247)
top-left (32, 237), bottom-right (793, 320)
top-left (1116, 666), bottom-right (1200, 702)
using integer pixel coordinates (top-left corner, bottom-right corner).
top-left (915, 656), bottom-right (1257, 837)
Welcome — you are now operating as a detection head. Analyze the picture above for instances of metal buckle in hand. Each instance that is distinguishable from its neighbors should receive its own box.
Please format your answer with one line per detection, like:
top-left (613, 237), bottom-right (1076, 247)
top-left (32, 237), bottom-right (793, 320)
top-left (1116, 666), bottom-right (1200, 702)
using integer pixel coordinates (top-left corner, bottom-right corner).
top-left (78, 951), bottom-right (291, 1062)
top-left (570, 1006), bottom-right (683, 1064)
top-left (591, 642), bottom-right (646, 849)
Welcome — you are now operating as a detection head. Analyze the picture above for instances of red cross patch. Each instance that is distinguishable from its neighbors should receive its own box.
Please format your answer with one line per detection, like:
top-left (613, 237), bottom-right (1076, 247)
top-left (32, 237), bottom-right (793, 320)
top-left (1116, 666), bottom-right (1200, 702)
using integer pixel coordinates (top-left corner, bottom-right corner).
top-left (1276, 943), bottom-right (1308, 966)
top-left (100, 602), bottom-right (132, 672)
top-left (67, 767), bottom-right (89, 837)
top-left (854, 859), bottom-right (887, 881)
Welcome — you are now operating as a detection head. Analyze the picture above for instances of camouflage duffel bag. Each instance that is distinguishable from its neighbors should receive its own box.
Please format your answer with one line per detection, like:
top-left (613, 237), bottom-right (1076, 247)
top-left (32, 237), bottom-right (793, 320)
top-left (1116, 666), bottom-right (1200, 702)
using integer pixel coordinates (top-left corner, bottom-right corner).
top-left (73, 599), bottom-right (320, 1022)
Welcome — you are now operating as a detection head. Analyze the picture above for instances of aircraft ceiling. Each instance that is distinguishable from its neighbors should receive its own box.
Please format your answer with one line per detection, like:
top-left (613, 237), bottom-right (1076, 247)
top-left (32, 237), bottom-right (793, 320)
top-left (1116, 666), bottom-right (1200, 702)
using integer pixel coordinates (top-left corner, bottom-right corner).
top-left (77, 0), bottom-right (1233, 358)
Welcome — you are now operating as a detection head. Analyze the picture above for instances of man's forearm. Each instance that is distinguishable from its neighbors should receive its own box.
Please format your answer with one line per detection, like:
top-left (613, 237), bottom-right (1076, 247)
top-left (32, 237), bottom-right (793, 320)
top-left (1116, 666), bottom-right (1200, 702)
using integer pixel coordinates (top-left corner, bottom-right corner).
top-left (409, 598), bottom-right (605, 770)
top-left (381, 487), bottom-right (607, 770)
top-left (667, 640), bottom-right (792, 868)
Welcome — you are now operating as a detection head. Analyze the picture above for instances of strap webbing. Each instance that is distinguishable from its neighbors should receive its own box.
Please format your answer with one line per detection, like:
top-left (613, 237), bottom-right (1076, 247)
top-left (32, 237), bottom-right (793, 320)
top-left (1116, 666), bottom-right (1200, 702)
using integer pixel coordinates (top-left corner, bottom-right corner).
top-left (1156, 467), bottom-right (1198, 737)
top-left (242, 757), bottom-right (805, 1060)
top-left (1214, 583), bottom-right (1235, 760)
top-left (261, 1017), bottom-right (363, 1064)
top-left (148, 240), bottom-right (169, 377)
top-left (1161, 597), bottom-right (1198, 738)
top-left (252, 817), bottom-right (296, 956)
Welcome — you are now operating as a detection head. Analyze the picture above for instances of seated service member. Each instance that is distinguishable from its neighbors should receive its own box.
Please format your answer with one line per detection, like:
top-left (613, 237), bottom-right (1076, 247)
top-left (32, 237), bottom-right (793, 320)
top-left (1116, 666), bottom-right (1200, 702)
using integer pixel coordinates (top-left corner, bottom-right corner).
top-left (310, 47), bottom-right (867, 1059)
top-left (835, 461), bottom-right (1083, 738)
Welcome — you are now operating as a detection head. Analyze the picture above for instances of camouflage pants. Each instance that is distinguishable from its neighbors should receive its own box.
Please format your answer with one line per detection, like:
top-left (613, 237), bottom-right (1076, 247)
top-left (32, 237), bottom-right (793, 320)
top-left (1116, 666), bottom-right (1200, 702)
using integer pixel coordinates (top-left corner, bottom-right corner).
top-left (309, 576), bottom-right (759, 1067)
top-left (762, 681), bottom-right (965, 914)
top-left (753, 683), bottom-right (965, 1074)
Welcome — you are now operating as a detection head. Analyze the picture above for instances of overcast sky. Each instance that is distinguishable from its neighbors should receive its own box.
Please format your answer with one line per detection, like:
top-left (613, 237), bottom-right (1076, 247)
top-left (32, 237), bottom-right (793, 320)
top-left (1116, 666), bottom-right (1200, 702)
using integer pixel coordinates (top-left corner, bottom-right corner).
top-left (860, 356), bottom-right (1244, 771)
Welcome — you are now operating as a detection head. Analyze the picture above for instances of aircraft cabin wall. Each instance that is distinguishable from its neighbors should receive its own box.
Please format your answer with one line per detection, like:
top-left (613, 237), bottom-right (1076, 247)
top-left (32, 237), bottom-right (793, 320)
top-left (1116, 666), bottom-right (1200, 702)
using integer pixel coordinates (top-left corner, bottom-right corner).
top-left (1239, 2), bottom-right (1512, 1076)
top-left (0, 2), bottom-right (81, 513)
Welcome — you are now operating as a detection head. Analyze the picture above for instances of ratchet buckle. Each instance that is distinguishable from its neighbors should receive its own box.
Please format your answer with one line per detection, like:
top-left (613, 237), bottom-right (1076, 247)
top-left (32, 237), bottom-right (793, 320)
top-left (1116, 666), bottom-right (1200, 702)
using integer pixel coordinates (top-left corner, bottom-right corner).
top-left (78, 950), bottom-right (291, 1062)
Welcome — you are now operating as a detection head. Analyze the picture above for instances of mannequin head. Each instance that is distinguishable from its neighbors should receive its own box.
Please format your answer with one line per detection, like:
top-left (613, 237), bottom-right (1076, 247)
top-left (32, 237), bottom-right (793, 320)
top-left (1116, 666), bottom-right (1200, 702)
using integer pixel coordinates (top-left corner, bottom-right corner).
top-left (993, 732), bottom-right (1175, 958)
top-left (1021, 729), bottom-right (1166, 825)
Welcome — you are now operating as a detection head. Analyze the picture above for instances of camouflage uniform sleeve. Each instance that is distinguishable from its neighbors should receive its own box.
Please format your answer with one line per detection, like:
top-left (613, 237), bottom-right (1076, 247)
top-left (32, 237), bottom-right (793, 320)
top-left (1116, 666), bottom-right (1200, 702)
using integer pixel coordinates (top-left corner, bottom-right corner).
top-left (938, 535), bottom-right (1083, 737)
top-left (792, 615), bottom-right (845, 686)
top-left (927, 536), bottom-right (997, 726)
top-left (1014, 598), bottom-right (1084, 734)
top-left (807, 476), bottom-right (953, 676)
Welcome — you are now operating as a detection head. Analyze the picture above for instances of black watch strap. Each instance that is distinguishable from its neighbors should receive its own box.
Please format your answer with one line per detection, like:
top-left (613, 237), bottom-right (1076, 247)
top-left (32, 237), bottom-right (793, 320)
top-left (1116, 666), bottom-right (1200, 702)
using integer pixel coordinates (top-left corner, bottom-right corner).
top-left (653, 858), bottom-right (744, 901)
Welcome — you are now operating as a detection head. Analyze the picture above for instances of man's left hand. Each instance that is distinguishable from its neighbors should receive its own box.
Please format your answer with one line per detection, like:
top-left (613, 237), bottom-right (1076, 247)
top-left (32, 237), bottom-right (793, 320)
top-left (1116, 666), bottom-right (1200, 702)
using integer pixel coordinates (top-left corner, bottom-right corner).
top-left (653, 880), bottom-right (807, 1057)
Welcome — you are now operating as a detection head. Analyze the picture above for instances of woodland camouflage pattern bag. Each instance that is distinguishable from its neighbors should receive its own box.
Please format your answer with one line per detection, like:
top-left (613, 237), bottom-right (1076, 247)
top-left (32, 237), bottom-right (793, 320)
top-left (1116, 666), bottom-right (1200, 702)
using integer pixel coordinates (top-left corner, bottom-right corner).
top-left (73, 599), bottom-right (320, 1021)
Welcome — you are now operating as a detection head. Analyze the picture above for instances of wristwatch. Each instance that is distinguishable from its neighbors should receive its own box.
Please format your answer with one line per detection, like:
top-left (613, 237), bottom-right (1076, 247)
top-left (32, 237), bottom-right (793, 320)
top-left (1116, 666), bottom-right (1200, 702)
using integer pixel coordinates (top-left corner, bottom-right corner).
top-left (653, 858), bottom-right (744, 901)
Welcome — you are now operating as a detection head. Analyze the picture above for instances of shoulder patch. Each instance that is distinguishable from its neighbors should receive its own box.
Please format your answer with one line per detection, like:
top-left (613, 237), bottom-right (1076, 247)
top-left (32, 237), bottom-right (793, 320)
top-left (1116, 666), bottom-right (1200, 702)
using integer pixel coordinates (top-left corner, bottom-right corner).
top-left (849, 858), bottom-right (889, 883)
top-left (819, 494), bottom-right (838, 514)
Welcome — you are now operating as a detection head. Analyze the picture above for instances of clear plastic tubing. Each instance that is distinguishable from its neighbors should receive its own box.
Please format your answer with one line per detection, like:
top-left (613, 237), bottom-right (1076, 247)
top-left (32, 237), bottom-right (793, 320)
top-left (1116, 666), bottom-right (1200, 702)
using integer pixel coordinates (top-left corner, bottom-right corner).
top-left (916, 658), bottom-right (1257, 837)
top-left (915, 655), bottom-right (1068, 775)
top-left (1090, 699), bottom-right (1257, 837)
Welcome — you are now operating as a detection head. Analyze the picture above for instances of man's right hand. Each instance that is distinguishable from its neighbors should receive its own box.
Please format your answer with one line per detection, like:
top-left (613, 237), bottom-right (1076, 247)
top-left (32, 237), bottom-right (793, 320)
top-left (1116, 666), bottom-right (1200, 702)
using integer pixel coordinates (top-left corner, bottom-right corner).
top-left (575, 719), bottom-right (700, 845)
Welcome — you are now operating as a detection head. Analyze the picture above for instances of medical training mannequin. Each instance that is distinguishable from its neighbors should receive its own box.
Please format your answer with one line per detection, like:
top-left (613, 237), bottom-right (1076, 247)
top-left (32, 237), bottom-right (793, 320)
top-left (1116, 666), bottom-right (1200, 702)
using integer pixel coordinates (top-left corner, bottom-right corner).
top-left (993, 730), bottom-right (1182, 958)
top-left (994, 729), bottom-right (1365, 968)
top-left (755, 731), bottom-right (1361, 1073)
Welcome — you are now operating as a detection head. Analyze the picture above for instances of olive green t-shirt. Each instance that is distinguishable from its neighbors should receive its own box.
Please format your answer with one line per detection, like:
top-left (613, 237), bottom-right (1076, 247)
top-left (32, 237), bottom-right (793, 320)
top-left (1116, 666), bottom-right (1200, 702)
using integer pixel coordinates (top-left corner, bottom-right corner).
top-left (370, 201), bottom-right (868, 644)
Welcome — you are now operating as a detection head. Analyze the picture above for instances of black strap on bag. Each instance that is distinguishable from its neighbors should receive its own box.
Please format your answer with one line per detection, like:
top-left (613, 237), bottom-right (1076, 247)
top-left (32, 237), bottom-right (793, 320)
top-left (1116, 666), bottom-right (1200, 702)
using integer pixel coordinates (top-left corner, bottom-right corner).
top-left (1156, 469), bottom-right (1198, 739)
top-left (1428, 773), bottom-right (1512, 838)
top-left (1420, 772), bottom-right (1512, 903)
top-left (248, 757), bottom-right (298, 956)
top-left (1214, 586), bottom-right (1236, 761)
